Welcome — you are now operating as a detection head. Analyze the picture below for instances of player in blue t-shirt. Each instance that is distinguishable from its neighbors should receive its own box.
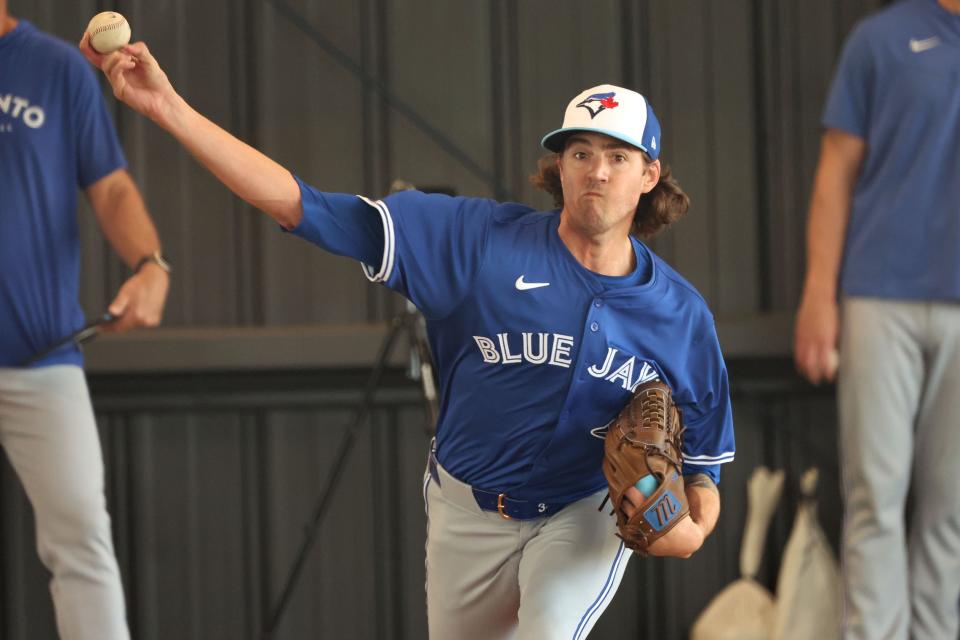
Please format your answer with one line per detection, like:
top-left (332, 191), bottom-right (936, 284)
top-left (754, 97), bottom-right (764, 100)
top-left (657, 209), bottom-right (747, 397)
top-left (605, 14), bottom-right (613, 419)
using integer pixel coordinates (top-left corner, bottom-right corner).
top-left (794, 1), bottom-right (960, 638)
top-left (1, 4), bottom-right (170, 638)
top-left (84, 35), bottom-right (735, 638)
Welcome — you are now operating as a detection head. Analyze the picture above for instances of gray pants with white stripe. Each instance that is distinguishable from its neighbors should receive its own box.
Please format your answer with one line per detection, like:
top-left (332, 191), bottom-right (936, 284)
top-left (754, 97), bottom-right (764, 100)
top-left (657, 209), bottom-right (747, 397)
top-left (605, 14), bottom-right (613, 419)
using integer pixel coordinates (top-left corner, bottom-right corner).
top-left (839, 298), bottom-right (960, 640)
top-left (424, 461), bottom-right (629, 639)
top-left (0, 365), bottom-right (129, 640)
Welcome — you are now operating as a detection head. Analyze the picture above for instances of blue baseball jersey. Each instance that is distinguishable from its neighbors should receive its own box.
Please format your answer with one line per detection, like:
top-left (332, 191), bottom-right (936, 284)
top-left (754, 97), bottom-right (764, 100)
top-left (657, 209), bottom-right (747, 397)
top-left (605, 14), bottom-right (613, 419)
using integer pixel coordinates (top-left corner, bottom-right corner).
top-left (824, 0), bottom-right (960, 300)
top-left (292, 179), bottom-right (735, 503)
top-left (0, 21), bottom-right (127, 368)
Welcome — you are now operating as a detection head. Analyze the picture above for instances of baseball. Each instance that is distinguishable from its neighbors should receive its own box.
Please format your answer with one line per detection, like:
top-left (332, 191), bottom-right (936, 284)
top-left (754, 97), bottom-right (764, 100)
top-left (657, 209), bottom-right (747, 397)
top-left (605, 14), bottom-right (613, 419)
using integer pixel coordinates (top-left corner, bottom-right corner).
top-left (86, 12), bottom-right (131, 54)
top-left (634, 474), bottom-right (657, 498)
top-left (825, 348), bottom-right (840, 376)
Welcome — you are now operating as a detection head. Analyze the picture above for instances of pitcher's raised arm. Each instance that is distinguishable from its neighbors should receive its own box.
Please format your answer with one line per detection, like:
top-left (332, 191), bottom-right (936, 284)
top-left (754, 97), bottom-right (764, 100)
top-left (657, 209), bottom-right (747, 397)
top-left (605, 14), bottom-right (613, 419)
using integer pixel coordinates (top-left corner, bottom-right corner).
top-left (80, 34), bottom-right (302, 228)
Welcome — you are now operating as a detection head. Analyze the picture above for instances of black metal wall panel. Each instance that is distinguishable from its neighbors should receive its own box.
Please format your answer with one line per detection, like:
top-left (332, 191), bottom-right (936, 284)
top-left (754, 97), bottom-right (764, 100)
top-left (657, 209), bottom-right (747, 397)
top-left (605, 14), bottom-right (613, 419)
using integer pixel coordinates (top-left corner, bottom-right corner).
top-left (514, 0), bottom-right (625, 210)
top-left (0, 377), bottom-right (841, 640)
top-left (1, 460), bottom-right (58, 639)
top-left (257, 0), bottom-right (378, 326)
top-left (647, 0), bottom-right (714, 297)
top-left (16, 0), bottom-right (887, 323)
top-left (708, 0), bottom-right (761, 316)
top-left (123, 413), bottom-right (255, 640)
top-left (386, 1), bottom-right (496, 198)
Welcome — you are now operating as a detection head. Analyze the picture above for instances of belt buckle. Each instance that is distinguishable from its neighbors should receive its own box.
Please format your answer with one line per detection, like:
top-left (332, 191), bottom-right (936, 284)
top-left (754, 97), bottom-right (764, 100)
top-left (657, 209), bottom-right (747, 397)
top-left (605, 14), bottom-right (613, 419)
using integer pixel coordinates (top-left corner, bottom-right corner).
top-left (497, 493), bottom-right (512, 520)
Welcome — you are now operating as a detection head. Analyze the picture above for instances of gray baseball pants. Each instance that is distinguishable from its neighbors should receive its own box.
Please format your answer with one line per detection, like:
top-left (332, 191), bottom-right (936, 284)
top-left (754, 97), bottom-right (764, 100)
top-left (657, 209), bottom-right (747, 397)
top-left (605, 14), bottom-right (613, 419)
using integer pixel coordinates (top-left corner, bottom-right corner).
top-left (0, 365), bottom-right (129, 640)
top-left (423, 458), bottom-right (630, 639)
top-left (839, 297), bottom-right (960, 640)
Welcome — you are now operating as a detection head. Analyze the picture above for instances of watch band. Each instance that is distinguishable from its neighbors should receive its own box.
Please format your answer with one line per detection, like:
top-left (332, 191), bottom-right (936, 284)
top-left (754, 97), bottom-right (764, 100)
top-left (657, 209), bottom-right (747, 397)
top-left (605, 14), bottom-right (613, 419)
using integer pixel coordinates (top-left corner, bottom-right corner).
top-left (134, 250), bottom-right (172, 274)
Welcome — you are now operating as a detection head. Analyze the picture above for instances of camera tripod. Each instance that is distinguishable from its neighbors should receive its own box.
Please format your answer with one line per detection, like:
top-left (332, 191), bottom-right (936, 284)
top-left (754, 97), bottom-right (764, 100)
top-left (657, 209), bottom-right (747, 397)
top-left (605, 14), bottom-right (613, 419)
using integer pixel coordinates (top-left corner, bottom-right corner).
top-left (261, 300), bottom-right (438, 639)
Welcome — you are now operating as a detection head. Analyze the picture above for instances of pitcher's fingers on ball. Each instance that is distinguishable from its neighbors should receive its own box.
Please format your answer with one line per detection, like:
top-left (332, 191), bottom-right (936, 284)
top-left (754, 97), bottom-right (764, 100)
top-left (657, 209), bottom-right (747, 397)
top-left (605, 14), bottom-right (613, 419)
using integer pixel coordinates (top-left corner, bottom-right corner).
top-left (78, 32), bottom-right (107, 66)
top-left (123, 42), bottom-right (157, 68)
top-left (104, 54), bottom-right (135, 88)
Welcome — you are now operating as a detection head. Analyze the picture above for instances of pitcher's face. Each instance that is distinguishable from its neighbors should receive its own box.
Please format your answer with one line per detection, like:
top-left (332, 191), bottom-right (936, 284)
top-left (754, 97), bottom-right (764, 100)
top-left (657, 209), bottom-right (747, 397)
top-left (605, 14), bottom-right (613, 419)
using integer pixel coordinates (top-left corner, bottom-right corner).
top-left (558, 132), bottom-right (660, 238)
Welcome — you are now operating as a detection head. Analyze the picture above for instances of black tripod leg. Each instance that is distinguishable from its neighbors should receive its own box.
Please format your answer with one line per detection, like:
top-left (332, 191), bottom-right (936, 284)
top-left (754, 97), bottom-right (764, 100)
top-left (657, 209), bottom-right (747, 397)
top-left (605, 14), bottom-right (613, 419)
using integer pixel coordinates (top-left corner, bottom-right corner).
top-left (261, 314), bottom-right (406, 640)
top-left (405, 307), bottom-right (439, 430)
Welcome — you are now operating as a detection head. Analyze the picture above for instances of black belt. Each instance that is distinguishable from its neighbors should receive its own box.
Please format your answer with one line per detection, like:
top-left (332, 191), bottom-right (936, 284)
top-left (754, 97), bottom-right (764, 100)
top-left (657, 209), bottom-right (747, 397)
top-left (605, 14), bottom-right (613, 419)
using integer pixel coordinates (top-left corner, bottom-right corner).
top-left (428, 451), bottom-right (570, 520)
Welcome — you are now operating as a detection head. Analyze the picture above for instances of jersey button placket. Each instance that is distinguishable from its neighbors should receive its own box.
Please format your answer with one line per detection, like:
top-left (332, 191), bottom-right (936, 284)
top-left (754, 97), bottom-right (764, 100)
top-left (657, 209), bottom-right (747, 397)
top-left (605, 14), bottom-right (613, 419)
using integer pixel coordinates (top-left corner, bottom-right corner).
top-left (589, 299), bottom-right (602, 333)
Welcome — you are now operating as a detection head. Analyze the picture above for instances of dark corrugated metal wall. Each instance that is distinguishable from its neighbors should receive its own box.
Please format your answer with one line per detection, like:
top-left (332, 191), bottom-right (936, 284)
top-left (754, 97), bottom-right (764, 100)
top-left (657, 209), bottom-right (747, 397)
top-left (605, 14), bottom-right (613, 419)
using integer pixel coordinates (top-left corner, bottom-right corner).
top-left (27, 0), bottom-right (882, 324)
top-left (3, 1), bottom-right (886, 638)
top-left (0, 384), bottom-right (843, 639)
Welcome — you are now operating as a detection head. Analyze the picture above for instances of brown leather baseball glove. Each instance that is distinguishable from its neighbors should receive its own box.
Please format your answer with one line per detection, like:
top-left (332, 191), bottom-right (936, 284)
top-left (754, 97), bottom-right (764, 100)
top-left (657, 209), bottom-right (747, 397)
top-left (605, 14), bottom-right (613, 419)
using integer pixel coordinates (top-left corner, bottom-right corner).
top-left (602, 380), bottom-right (689, 554)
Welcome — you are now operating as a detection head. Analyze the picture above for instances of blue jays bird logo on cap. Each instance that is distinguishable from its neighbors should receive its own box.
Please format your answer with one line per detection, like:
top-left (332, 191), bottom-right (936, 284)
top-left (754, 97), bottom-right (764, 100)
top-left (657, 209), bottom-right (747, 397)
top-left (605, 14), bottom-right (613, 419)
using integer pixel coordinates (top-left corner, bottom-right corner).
top-left (576, 92), bottom-right (620, 119)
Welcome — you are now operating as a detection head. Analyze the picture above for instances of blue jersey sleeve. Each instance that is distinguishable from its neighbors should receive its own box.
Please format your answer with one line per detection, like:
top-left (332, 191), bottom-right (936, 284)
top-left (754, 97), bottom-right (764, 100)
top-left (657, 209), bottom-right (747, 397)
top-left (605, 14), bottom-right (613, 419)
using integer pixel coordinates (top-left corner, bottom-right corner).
top-left (291, 176), bottom-right (385, 266)
top-left (290, 181), bottom-right (495, 319)
top-left (72, 55), bottom-right (126, 188)
top-left (676, 317), bottom-right (735, 485)
top-left (356, 190), bottom-right (496, 319)
top-left (822, 22), bottom-right (874, 138)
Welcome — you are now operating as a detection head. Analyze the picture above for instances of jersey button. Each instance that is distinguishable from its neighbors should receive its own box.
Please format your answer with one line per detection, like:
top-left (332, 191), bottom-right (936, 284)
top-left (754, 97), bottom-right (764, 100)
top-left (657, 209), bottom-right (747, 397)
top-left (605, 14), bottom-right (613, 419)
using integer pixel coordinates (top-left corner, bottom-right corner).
top-left (590, 321), bottom-right (599, 332)
top-left (593, 299), bottom-right (603, 308)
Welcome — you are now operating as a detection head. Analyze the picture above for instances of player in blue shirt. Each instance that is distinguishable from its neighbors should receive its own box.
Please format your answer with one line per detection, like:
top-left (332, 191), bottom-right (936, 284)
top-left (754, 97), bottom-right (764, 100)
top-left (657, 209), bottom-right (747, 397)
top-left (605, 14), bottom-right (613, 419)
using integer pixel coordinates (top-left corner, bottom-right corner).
top-left (1, 3), bottom-right (170, 638)
top-left (84, 36), bottom-right (735, 638)
top-left (795, 1), bottom-right (960, 638)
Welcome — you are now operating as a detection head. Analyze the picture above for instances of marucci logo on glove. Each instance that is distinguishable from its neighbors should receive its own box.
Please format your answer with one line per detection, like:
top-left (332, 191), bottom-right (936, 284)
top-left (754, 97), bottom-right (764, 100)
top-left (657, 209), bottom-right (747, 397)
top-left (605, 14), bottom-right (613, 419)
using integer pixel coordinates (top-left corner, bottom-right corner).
top-left (644, 481), bottom-right (683, 532)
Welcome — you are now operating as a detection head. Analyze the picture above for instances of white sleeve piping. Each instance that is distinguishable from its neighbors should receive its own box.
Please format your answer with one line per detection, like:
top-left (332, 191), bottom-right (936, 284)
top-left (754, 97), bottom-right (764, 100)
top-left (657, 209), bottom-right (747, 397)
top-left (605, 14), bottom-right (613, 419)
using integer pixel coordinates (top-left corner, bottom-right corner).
top-left (683, 452), bottom-right (736, 465)
top-left (357, 195), bottom-right (396, 283)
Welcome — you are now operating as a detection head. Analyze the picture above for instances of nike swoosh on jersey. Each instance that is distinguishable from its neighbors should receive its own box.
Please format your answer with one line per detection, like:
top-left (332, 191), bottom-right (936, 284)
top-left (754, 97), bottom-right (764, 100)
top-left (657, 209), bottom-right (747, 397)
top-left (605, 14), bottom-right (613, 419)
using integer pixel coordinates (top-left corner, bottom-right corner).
top-left (909, 36), bottom-right (940, 53)
top-left (515, 275), bottom-right (550, 290)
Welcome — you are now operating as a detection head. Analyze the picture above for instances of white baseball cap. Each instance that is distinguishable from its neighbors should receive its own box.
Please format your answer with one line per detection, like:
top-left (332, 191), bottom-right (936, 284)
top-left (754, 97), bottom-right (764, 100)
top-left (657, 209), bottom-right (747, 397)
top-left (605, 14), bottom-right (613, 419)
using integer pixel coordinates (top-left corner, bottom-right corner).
top-left (540, 84), bottom-right (661, 160)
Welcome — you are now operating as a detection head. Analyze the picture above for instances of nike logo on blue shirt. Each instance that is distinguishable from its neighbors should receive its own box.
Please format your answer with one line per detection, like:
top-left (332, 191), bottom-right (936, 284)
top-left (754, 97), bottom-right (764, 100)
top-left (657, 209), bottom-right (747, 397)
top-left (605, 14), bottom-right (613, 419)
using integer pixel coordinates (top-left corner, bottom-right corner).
top-left (515, 276), bottom-right (550, 290)
top-left (909, 36), bottom-right (940, 53)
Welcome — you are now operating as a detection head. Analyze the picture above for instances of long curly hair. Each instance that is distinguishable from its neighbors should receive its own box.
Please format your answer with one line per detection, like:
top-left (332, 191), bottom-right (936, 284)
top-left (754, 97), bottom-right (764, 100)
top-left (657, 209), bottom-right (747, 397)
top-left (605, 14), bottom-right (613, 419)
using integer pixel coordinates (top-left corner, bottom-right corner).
top-left (529, 152), bottom-right (690, 239)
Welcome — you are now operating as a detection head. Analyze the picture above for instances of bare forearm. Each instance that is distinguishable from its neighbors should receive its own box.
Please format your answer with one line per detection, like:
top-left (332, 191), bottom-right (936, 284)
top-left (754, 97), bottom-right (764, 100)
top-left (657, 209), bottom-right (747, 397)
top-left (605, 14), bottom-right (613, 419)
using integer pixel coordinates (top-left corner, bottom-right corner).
top-left (801, 130), bottom-right (865, 303)
top-left (86, 169), bottom-right (170, 329)
top-left (88, 170), bottom-right (160, 267)
top-left (803, 190), bottom-right (850, 302)
top-left (157, 92), bottom-right (302, 228)
top-left (685, 475), bottom-right (720, 538)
